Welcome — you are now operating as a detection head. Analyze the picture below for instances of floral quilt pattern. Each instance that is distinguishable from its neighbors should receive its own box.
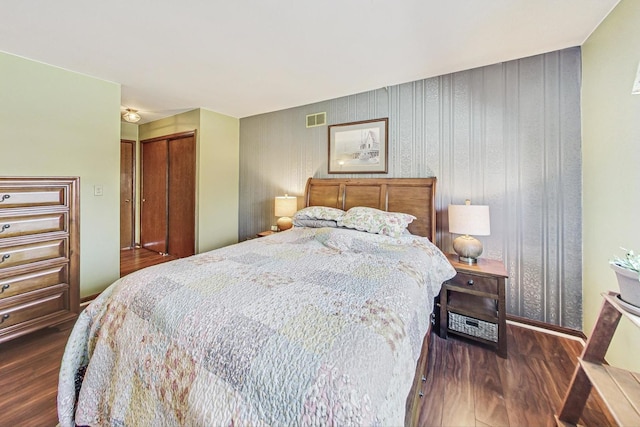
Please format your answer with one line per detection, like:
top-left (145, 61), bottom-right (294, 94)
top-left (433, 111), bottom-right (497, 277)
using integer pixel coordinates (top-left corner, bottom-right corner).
top-left (58, 227), bottom-right (455, 426)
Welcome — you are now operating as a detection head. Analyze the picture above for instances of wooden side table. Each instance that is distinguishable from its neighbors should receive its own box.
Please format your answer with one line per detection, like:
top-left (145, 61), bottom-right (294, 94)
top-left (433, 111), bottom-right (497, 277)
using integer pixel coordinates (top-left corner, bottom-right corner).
top-left (440, 253), bottom-right (508, 358)
top-left (256, 230), bottom-right (276, 238)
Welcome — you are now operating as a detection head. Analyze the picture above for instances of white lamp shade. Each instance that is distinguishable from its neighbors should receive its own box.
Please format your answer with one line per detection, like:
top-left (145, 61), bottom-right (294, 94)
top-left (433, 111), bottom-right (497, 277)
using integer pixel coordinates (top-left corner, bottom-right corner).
top-left (274, 195), bottom-right (297, 217)
top-left (448, 203), bottom-right (490, 236)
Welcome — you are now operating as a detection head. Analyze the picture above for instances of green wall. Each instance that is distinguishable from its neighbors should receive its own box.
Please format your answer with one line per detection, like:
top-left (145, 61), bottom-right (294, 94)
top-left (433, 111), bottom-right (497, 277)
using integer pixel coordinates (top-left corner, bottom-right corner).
top-left (121, 122), bottom-right (138, 141)
top-left (0, 51), bottom-right (121, 297)
top-left (582, 0), bottom-right (640, 370)
top-left (138, 108), bottom-right (239, 252)
top-left (198, 108), bottom-right (239, 252)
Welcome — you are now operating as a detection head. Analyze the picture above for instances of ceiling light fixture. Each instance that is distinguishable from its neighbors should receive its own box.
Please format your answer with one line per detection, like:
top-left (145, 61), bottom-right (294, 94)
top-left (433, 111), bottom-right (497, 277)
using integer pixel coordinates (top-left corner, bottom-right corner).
top-left (122, 108), bottom-right (141, 123)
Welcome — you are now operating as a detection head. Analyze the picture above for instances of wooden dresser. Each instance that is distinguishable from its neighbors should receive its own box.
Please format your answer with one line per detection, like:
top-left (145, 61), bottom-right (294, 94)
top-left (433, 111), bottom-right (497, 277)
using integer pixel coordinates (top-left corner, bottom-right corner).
top-left (0, 177), bottom-right (80, 343)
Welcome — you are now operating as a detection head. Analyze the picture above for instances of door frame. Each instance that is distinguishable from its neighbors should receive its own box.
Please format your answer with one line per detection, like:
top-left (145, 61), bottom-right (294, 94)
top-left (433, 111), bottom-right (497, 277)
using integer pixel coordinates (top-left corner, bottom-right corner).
top-left (120, 139), bottom-right (136, 250)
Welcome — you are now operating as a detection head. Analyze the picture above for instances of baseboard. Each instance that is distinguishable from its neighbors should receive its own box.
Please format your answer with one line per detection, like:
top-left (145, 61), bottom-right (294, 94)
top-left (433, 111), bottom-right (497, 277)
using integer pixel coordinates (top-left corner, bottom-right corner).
top-left (80, 293), bottom-right (100, 307)
top-left (507, 314), bottom-right (586, 343)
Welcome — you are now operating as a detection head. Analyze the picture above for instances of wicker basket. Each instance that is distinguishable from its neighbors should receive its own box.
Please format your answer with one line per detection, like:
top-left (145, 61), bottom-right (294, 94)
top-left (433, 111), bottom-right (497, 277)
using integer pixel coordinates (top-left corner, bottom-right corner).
top-left (448, 312), bottom-right (498, 342)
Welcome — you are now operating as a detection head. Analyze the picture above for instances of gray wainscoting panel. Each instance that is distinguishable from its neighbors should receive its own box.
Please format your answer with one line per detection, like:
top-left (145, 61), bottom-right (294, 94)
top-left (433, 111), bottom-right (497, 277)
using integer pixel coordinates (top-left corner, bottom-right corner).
top-left (239, 47), bottom-right (582, 328)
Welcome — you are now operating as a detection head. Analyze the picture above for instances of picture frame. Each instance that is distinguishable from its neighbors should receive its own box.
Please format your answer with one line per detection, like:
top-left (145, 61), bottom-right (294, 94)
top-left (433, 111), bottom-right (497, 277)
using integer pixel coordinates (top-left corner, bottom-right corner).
top-left (328, 118), bottom-right (388, 174)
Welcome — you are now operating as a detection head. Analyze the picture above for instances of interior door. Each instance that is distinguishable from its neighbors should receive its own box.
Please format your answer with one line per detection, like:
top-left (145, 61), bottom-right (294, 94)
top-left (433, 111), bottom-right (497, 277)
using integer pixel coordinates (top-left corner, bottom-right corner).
top-left (140, 139), bottom-right (168, 254)
top-left (120, 140), bottom-right (135, 249)
top-left (168, 134), bottom-right (196, 258)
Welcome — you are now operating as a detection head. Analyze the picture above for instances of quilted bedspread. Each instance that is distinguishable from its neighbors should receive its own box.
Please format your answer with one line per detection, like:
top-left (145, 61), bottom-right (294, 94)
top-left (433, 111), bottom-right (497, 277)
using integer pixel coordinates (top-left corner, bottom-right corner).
top-left (58, 227), bottom-right (455, 426)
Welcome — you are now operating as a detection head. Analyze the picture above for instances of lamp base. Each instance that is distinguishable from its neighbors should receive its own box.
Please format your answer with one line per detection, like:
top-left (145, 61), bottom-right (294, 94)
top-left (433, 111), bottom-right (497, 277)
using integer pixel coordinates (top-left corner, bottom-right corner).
top-left (457, 255), bottom-right (478, 265)
top-left (277, 216), bottom-right (293, 231)
top-left (452, 235), bottom-right (483, 264)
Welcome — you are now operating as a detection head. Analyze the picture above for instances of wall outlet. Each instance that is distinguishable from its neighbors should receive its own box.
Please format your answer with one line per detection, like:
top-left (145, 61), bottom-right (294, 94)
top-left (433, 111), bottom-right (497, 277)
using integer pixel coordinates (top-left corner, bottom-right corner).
top-left (271, 225), bottom-right (278, 231)
top-left (94, 185), bottom-right (103, 196)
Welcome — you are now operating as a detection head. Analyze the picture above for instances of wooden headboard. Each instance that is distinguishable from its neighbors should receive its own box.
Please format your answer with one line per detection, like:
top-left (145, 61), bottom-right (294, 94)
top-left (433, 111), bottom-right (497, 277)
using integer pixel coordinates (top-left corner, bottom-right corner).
top-left (304, 177), bottom-right (437, 241)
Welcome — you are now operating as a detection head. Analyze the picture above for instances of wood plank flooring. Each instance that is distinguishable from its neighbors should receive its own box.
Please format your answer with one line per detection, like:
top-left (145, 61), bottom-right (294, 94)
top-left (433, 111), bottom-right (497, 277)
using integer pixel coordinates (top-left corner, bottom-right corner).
top-left (418, 323), bottom-right (616, 426)
top-left (0, 320), bottom-right (74, 426)
top-left (0, 319), bottom-right (615, 426)
top-left (120, 247), bottom-right (177, 277)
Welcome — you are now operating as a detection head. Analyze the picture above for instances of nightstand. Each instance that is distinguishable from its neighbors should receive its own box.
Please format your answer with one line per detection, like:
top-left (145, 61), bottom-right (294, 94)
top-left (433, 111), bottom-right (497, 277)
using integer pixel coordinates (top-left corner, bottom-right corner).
top-left (256, 230), bottom-right (276, 238)
top-left (439, 253), bottom-right (508, 358)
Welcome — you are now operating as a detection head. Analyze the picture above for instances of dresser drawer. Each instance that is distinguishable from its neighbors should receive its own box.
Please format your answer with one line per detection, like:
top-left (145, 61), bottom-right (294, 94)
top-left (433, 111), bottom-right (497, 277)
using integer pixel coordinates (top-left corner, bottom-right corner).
top-left (0, 186), bottom-right (66, 209)
top-left (0, 289), bottom-right (67, 330)
top-left (0, 212), bottom-right (66, 239)
top-left (447, 271), bottom-right (499, 295)
top-left (0, 238), bottom-right (67, 270)
top-left (0, 265), bottom-right (68, 299)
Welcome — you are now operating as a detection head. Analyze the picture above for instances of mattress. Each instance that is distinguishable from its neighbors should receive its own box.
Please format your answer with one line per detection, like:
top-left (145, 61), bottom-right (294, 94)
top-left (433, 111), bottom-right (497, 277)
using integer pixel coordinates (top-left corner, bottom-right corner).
top-left (58, 227), bottom-right (455, 426)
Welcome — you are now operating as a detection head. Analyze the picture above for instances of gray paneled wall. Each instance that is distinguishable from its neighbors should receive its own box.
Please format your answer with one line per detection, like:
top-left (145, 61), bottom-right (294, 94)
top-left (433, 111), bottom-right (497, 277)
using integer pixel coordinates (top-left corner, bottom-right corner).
top-left (239, 47), bottom-right (582, 328)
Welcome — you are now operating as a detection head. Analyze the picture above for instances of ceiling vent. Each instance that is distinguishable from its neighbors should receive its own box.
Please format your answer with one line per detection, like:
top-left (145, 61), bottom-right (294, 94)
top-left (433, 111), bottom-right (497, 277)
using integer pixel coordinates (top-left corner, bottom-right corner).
top-left (306, 112), bottom-right (326, 128)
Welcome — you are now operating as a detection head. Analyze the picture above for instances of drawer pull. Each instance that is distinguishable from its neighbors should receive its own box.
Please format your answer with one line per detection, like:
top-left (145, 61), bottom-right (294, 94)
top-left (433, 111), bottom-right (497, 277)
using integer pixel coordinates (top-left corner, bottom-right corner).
top-left (0, 224), bottom-right (10, 233)
top-left (418, 391), bottom-right (424, 398)
top-left (0, 314), bottom-right (9, 324)
top-left (466, 319), bottom-right (480, 328)
top-left (0, 284), bottom-right (9, 294)
top-left (467, 279), bottom-right (474, 286)
top-left (0, 194), bottom-right (9, 202)
top-left (0, 254), bottom-right (9, 263)
top-left (421, 376), bottom-right (427, 382)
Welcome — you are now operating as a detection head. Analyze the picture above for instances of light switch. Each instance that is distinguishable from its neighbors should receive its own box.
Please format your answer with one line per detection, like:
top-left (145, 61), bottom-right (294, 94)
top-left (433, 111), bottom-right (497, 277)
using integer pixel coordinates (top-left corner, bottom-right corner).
top-left (94, 185), bottom-right (103, 196)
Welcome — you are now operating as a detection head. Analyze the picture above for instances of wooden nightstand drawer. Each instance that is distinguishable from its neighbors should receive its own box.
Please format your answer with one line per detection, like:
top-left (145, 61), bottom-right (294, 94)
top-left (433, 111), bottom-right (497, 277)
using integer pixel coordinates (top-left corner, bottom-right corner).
top-left (447, 271), bottom-right (498, 295)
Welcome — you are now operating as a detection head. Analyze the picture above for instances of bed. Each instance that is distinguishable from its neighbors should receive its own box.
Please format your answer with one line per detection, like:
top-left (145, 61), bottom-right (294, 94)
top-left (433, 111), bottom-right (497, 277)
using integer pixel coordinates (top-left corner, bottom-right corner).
top-left (58, 177), bottom-right (455, 426)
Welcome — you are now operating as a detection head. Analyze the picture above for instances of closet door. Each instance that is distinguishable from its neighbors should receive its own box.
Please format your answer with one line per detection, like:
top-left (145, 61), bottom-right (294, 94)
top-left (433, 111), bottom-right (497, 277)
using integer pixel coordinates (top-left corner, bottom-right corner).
top-left (140, 139), bottom-right (168, 254)
top-left (168, 135), bottom-right (196, 258)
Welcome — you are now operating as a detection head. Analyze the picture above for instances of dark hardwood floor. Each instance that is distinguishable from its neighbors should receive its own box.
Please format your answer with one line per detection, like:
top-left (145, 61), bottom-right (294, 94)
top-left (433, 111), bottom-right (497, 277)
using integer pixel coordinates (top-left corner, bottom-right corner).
top-left (0, 249), bottom-right (176, 426)
top-left (120, 247), bottom-right (177, 277)
top-left (418, 324), bottom-right (616, 427)
top-left (0, 320), bottom-right (74, 427)
top-left (0, 318), bottom-right (614, 427)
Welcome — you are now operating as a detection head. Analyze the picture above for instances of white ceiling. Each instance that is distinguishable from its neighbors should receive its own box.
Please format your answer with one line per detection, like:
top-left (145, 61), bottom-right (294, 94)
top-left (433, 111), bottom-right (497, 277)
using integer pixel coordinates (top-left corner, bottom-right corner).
top-left (1, 0), bottom-right (619, 123)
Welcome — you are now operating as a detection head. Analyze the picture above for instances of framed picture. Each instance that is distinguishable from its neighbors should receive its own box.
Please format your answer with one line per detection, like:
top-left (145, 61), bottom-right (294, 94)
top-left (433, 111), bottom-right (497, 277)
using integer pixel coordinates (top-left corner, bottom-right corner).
top-left (328, 118), bottom-right (388, 174)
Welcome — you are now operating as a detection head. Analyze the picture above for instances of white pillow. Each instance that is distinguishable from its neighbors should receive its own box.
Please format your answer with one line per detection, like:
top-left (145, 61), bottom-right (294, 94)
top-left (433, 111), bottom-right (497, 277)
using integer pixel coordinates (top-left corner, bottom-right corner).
top-left (337, 206), bottom-right (416, 238)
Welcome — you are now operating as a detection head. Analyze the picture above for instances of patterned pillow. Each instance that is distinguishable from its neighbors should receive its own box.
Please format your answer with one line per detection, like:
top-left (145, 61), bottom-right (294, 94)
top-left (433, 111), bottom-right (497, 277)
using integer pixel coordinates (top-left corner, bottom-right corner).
top-left (293, 219), bottom-right (338, 228)
top-left (337, 206), bottom-right (416, 238)
top-left (293, 206), bottom-right (345, 221)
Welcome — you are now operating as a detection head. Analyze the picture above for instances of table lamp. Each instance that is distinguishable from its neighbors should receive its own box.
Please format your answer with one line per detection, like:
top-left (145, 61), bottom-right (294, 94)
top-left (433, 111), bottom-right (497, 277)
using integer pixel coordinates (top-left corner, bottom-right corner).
top-left (448, 200), bottom-right (490, 264)
top-left (274, 194), bottom-right (297, 231)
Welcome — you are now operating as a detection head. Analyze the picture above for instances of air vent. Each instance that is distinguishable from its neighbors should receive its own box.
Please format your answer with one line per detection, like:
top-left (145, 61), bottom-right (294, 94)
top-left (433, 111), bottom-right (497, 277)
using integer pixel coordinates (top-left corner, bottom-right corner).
top-left (306, 112), bottom-right (326, 128)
